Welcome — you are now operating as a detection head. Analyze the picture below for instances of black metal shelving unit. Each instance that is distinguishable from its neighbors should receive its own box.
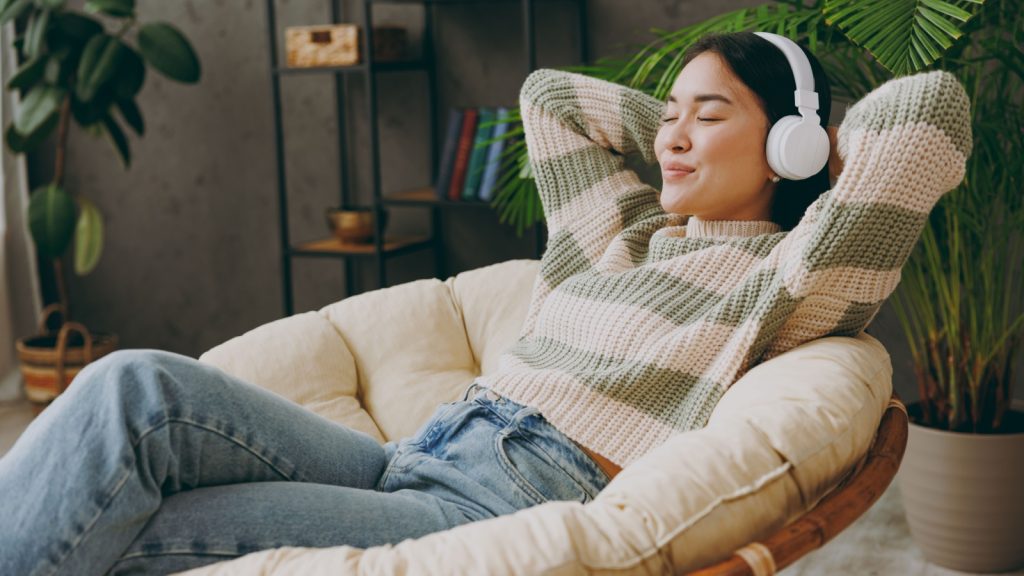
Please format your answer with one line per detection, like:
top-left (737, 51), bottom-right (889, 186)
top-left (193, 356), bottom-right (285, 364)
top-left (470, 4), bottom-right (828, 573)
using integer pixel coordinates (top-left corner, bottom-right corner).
top-left (266, 0), bottom-right (589, 317)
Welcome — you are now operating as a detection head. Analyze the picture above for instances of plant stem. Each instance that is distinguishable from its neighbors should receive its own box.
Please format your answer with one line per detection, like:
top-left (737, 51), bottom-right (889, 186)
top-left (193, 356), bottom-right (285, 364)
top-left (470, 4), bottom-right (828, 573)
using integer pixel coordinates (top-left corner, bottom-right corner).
top-left (52, 94), bottom-right (71, 189)
top-left (115, 18), bottom-right (136, 39)
top-left (53, 257), bottom-right (71, 323)
top-left (52, 95), bottom-right (73, 324)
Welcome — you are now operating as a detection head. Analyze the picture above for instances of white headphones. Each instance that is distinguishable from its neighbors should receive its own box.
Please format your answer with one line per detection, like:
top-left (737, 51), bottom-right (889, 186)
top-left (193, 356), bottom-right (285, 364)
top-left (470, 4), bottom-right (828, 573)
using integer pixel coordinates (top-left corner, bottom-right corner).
top-left (753, 32), bottom-right (830, 181)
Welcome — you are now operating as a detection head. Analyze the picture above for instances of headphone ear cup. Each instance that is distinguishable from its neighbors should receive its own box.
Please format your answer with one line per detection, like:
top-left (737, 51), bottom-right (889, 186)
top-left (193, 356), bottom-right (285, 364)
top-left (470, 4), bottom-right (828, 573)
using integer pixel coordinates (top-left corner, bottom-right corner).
top-left (765, 115), bottom-right (830, 181)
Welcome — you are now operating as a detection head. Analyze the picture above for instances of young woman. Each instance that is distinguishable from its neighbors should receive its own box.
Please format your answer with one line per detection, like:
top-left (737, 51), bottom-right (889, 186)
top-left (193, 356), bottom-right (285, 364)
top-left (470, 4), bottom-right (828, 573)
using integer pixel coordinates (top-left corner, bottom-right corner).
top-left (0, 31), bottom-right (970, 575)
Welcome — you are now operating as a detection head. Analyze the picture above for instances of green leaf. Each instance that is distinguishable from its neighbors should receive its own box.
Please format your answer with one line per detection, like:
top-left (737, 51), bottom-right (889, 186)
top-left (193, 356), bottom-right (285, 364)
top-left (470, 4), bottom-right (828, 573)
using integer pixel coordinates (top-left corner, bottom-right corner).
top-left (43, 46), bottom-right (72, 84)
top-left (76, 33), bottom-right (123, 102)
top-left (52, 11), bottom-right (103, 47)
top-left (101, 114), bottom-right (130, 168)
top-left (74, 196), bottom-right (104, 275)
top-left (138, 22), bottom-right (201, 83)
top-left (4, 114), bottom-right (58, 153)
top-left (6, 55), bottom-right (46, 90)
top-left (70, 84), bottom-right (114, 126)
top-left (28, 184), bottom-right (77, 259)
top-left (38, 0), bottom-right (65, 8)
top-left (115, 98), bottom-right (143, 135)
top-left (84, 0), bottom-right (134, 18)
top-left (0, 0), bottom-right (30, 25)
top-left (24, 9), bottom-right (50, 59)
top-left (14, 84), bottom-right (63, 135)
top-left (823, 0), bottom-right (981, 74)
top-left (918, 6), bottom-right (963, 44)
top-left (112, 46), bottom-right (146, 99)
top-left (919, 0), bottom-right (972, 22)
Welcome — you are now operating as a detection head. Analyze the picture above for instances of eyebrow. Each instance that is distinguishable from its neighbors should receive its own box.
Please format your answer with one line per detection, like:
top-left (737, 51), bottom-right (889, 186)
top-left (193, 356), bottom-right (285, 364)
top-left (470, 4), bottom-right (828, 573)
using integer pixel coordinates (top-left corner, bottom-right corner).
top-left (667, 93), bottom-right (734, 105)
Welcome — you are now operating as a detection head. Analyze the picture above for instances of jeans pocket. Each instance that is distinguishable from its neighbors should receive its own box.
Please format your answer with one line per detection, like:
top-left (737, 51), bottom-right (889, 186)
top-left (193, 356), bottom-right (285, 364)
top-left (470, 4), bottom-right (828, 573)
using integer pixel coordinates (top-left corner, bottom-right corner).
top-left (493, 427), bottom-right (592, 508)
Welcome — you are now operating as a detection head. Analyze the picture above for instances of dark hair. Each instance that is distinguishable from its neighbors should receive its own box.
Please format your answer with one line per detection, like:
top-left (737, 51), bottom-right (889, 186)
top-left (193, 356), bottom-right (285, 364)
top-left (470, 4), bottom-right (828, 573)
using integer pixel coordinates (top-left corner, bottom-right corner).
top-left (680, 31), bottom-right (832, 231)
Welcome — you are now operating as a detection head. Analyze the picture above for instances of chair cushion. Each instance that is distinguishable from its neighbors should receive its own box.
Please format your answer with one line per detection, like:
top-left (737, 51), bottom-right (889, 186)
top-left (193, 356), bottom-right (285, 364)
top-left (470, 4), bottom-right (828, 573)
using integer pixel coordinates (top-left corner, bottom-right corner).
top-left (182, 260), bottom-right (892, 575)
top-left (316, 276), bottom-right (479, 441)
top-left (202, 260), bottom-right (542, 442)
top-left (198, 311), bottom-right (385, 442)
top-left (450, 259), bottom-right (538, 375)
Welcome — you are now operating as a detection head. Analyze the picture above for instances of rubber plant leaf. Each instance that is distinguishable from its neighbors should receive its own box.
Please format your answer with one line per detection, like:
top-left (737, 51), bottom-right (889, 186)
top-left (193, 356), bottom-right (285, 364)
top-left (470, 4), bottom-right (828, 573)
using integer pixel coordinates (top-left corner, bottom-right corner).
top-left (74, 196), bottom-right (104, 275)
top-left (6, 55), bottom-right (46, 91)
top-left (101, 113), bottom-right (131, 168)
top-left (137, 22), bottom-right (201, 83)
top-left (14, 84), bottom-right (63, 135)
top-left (76, 33), bottom-right (123, 103)
top-left (28, 184), bottom-right (77, 259)
top-left (4, 115), bottom-right (58, 153)
top-left (84, 0), bottom-right (134, 18)
top-left (0, 0), bottom-right (32, 25)
top-left (24, 8), bottom-right (51, 60)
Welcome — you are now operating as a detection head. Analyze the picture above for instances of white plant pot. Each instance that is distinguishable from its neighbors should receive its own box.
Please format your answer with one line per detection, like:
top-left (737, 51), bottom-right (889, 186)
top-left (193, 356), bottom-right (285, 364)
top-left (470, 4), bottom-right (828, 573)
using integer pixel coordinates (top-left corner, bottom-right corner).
top-left (897, 398), bottom-right (1024, 573)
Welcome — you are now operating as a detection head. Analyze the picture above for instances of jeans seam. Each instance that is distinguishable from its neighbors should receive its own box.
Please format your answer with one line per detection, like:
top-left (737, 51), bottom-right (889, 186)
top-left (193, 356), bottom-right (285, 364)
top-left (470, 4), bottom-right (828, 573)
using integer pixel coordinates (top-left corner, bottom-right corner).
top-left (406, 401), bottom-right (460, 451)
top-left (49, 418), bottom-right (295, 575)
top-left (115, 549), bottom-right (250, 560)
top-left (493, 430), bottom-right (548, 507)
top-left (375, 443), bottom-right (412, 489)
top-left (517, 434), bottom-right (599, 500)
top-left (48, 467), bottom-right (134, 576)
top-left (134, 417), bottom-right (297, 481)
top-left (476, 400), bottom-right (513, 426)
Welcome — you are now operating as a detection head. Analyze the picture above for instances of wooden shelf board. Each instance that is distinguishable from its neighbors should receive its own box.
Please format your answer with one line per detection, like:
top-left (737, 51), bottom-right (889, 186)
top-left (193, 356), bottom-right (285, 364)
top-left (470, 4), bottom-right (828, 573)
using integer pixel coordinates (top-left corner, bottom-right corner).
top-left (275, 60), bottom-right (425, 76)
top-left (292, 235), bottom-right (431, 255)
top-left (382, 187), bottom-right (495, 207)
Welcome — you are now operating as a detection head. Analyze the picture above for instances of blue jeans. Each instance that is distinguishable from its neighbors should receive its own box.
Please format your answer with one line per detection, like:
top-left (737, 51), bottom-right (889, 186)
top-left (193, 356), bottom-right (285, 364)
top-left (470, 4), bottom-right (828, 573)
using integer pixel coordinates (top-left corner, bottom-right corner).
top-left (0, 349), bottom-right (611, 575)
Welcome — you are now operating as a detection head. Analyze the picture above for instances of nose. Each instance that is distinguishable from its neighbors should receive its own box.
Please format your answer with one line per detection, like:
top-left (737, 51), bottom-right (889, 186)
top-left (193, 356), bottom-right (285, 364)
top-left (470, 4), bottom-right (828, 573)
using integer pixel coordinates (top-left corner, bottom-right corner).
top-left (663, 120), bottom-right (691, 153)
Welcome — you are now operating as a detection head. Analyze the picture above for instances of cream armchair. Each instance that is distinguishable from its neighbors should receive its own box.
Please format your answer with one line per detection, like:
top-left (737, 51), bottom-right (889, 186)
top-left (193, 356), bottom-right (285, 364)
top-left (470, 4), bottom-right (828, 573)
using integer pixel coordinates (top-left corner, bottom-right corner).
top-left (179, 258), bottom-right (900, 575)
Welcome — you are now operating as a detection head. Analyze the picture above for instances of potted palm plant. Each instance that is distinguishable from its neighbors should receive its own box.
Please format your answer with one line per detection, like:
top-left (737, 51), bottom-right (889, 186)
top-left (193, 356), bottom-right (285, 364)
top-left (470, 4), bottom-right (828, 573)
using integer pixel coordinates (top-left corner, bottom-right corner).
top-left (489, 0), bottom-right (1023, 572)
top-left (2, 0), bottom-right (201, 411)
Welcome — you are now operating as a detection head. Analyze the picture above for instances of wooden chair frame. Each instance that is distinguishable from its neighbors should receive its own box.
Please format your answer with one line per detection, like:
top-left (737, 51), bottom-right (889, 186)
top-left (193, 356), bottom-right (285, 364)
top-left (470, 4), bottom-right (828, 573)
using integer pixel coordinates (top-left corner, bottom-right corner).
top-left (689, 394), bottom-right (909, 575)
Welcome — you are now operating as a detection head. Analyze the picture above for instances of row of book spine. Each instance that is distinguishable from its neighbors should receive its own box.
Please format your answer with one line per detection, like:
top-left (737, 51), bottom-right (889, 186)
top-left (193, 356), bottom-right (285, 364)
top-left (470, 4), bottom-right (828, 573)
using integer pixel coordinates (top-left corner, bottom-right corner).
top-left (435, 106), bottom-right (518, 203)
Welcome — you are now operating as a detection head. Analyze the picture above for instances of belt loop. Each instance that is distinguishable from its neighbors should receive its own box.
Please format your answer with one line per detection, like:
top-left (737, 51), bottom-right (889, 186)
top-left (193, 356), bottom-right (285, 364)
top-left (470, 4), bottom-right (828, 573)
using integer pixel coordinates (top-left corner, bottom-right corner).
top-left (462, 381), bottom-right (480, 402)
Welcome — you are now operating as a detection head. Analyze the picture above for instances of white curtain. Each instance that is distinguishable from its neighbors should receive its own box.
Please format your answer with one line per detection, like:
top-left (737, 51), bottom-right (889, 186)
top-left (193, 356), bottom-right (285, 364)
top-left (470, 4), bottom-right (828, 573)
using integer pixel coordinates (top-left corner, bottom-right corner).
top-left (0, 22), bottom-right (42, 403)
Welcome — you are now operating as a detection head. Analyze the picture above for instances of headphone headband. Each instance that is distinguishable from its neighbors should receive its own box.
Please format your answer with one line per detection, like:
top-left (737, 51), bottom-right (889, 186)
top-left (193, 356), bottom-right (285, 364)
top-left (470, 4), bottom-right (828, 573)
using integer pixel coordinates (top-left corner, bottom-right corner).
top-left (751, 31), bottom-right (830, 181)
top-left (752, 32), bottom-right (819, 113)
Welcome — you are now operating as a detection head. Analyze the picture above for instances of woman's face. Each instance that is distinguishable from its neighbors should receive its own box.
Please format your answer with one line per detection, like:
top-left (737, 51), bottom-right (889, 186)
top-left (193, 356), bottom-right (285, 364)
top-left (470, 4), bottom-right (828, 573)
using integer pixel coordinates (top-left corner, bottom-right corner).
top-left (654, 52), bottom-right (778, 221)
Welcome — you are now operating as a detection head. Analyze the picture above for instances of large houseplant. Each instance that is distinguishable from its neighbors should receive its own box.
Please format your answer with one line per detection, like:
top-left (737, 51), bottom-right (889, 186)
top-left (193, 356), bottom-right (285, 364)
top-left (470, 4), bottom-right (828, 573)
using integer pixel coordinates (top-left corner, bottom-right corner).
top-left (2, 0), bottom-right (200, 408)
top-left (490, 0), bottom-right (1023, 571)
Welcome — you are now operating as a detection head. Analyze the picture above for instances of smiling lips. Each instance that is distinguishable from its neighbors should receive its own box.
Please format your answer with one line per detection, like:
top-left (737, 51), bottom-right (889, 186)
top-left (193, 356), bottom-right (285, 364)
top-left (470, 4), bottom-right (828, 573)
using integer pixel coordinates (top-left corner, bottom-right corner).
top-left (662, 161), bottom-right (696, 181)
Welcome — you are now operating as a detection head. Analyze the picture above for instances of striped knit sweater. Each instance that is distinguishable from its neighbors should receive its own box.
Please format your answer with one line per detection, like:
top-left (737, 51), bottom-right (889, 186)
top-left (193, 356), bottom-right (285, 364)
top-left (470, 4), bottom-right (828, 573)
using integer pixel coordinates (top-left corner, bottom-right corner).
top-left (477, 67), bottom-right (972, 468)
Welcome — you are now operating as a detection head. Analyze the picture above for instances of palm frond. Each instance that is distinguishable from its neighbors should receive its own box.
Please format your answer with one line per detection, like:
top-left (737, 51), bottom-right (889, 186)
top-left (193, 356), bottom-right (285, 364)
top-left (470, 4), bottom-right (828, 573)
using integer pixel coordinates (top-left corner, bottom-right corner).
top-left (823, 0), bottom-right (985, 75)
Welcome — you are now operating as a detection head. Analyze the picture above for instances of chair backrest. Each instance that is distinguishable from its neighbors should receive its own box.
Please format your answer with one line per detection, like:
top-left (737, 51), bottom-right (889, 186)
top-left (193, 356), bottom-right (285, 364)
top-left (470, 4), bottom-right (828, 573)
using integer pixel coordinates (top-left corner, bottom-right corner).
top-left (691, 396), bottom-right (908, 575)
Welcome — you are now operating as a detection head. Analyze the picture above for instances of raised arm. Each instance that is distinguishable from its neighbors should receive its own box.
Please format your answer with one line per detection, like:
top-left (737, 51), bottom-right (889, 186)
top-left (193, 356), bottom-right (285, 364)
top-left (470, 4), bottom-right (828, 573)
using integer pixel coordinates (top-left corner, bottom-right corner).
top-left (766, 70), bottom-right (972, 356)
top-left (519, 69), bottom-right (667, 274)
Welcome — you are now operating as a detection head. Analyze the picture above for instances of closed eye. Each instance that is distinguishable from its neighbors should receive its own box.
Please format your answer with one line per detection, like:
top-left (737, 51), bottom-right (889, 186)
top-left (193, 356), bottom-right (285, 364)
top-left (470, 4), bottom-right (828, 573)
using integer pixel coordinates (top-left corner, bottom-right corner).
top-left (660, 117), bottom-right (720, 123)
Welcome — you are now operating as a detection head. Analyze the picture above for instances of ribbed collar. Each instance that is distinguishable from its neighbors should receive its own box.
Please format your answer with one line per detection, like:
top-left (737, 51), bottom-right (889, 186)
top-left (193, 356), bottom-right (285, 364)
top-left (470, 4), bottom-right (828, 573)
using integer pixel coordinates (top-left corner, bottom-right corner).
top-left (685, 215), bottom-right (782, 238)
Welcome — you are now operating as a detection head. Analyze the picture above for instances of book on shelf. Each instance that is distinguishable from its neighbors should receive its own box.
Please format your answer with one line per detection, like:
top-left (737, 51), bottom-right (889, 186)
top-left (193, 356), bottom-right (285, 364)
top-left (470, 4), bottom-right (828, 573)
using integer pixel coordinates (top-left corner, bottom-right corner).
top-left (434, 105), bottom-right (517, 203)
top-left (462, 107), bottom-right (496, 201)
top-left (477, 106), bottom-right (511, 202)
top-left (447, 107), bottom-right (479, 201)
top-left (435, 108), bottom-right (464, 200)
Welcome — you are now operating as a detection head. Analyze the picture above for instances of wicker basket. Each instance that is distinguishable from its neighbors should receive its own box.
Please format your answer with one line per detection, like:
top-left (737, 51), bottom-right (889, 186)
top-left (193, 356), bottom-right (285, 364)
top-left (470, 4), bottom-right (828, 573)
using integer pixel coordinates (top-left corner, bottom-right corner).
top-left (285, 24), bottom-right (360, 68)
top-left (15, 304), bottom-right (118, 412)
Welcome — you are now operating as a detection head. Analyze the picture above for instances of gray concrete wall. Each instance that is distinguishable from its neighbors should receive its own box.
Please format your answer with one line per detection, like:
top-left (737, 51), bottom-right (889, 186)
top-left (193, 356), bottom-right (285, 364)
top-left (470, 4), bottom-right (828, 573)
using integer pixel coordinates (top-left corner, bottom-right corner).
top-left (28, 0), bottom-right (1022, 406)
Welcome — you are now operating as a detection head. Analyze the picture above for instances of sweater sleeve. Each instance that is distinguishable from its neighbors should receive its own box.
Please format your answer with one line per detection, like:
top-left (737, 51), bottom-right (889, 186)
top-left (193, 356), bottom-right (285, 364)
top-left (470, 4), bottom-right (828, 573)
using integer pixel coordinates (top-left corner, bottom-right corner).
top-left (516, 69), bottom-right (666, 337)
top-left (766, 70), bottom-right (973, 356)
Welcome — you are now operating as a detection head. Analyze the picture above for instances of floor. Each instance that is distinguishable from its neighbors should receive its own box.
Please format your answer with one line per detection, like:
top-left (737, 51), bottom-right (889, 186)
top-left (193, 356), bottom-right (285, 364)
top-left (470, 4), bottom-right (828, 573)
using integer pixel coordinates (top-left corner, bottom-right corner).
top-left (1, 398), bottom-right (1021, 575)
